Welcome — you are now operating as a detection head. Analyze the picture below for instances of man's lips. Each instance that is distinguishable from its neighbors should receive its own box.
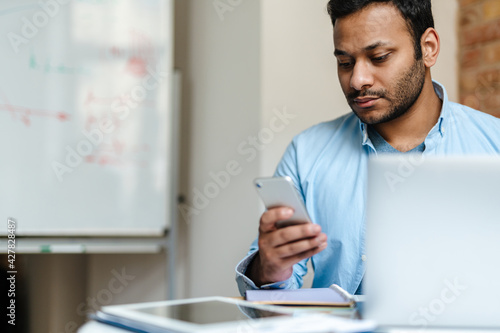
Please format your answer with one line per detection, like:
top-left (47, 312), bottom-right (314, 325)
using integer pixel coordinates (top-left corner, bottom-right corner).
top-left (353, 97), bottom-right (380, 108)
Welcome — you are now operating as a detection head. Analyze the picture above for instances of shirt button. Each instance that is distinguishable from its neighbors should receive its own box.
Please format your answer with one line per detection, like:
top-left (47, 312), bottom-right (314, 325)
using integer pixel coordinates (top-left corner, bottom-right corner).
top-left (361, 255), bottom-right (367, 262)
top-left (279, 283), bottom-right (285, 288)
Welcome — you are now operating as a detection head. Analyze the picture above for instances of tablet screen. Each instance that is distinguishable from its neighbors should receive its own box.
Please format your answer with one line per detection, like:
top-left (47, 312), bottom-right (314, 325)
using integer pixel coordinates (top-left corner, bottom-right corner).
top-left (135, 300), bottom-right (288, 325)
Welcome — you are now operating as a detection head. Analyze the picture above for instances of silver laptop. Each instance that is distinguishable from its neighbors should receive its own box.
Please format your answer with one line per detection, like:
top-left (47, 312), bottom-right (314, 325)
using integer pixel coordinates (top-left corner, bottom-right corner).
top-left (364, 155), bottom-right (500, 329)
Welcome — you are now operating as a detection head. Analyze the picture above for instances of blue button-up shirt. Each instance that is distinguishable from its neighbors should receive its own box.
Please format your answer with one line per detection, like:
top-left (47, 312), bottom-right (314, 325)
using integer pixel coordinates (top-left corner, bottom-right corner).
top-left (235, 81), bottom-right (500, 296)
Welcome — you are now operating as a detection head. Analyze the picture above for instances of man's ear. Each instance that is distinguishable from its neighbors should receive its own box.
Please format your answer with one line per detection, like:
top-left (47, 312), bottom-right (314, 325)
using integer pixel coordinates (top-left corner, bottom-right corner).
top-left (421, 27), bottom-right (440, 68)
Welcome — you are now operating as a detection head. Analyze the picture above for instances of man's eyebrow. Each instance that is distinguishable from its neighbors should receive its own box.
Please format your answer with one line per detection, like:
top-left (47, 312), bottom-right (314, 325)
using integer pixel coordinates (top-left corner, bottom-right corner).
top-left (364, 41), bottom-right (391, 51)
top-left (334, 49), bottom-right (349, 57)
top-left (334, 41), bottom-right (392, 57)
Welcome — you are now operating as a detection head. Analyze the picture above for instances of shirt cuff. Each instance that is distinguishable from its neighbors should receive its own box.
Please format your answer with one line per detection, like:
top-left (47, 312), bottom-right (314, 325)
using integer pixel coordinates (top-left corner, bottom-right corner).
top-left (235, 251), bottom-right (297, 296)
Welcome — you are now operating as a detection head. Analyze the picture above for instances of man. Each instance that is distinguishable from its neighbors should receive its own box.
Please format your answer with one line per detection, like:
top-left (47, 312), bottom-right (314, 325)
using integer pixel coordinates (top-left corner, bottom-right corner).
top-left (236, 0), bottom-right (500, 296)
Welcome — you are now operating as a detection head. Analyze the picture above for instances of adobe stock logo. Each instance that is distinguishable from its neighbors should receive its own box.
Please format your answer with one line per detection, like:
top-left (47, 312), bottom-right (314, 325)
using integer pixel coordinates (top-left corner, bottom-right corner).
top-left (408, 277), bottom-right (467, 328)
top-left (384, 154), bottom-right (425, 192)
top-left (51, 64), bottom-right (168, 182)
top-left (178, 106), bottom-right (297, 223)
top-left (7, 0), bottom-right (72, 54)
top-left (57, 267), bottom-right (136, 333)
top-left (213, 0), bottom-right (244, 21)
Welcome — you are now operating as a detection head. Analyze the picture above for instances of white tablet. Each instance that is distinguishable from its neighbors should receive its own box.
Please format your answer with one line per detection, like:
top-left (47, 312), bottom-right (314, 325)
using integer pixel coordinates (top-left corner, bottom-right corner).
top-left (95, 296), bottom-right (295, 333)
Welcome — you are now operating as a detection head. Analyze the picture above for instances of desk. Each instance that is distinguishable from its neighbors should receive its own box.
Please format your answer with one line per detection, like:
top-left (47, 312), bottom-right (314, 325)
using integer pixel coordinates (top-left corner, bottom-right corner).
top-left (79, 321), bottom-right (500, 333)
top-left (77, 298), bottom-right (500, 333)
top-left (79, 321), bottom-right (129, 333)
top-left (78, 299), bottom-right (365, 333)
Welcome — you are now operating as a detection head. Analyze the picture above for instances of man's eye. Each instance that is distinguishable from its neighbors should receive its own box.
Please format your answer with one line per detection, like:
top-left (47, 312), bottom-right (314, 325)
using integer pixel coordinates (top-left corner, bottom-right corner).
top-left (372, 54), bottom-right (390, 62)
top-left (338, 61), bottom-right (353, 68)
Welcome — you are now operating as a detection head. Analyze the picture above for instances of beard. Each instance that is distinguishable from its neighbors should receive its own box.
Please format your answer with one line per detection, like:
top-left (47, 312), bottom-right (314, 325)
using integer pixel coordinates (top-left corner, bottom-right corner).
top-left (347, 58), bottom-right (426, 125)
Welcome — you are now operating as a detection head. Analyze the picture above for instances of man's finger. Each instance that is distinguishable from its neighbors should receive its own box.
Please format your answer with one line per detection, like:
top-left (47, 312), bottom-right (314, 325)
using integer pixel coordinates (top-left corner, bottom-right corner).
top-left (259, 207), bottom-right (294, 233)
top-left (268, 223), bottom-right (322, 248)
top-left (279, 242), bottom-right (328, 267)
top-left (273, 232), bottom-right (327, 258)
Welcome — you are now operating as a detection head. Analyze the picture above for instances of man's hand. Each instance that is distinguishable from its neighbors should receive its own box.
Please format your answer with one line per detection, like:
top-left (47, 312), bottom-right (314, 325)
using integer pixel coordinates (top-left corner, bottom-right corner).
top-left (247, 207), bottom-right (328, 287)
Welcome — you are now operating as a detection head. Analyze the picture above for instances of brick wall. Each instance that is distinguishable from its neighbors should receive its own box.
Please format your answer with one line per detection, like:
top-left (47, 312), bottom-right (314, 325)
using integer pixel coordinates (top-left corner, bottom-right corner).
top-left (459, 0), bottom-right (500, 117)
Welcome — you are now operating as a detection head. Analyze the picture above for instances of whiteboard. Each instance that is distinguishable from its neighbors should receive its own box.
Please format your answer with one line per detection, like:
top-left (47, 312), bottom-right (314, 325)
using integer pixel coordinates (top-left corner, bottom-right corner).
top-left (0, 0), bottom-right (173, 236)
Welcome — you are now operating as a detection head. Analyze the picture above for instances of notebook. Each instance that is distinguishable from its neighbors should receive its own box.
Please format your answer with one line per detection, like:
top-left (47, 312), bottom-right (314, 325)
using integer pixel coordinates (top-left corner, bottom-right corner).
top-left (246, 284), bottom-right (355, 307)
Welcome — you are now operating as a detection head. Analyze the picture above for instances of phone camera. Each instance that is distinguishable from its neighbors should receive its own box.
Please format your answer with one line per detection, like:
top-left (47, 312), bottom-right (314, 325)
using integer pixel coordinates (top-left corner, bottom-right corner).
top-left (256, 183), bottom-right (262, 188)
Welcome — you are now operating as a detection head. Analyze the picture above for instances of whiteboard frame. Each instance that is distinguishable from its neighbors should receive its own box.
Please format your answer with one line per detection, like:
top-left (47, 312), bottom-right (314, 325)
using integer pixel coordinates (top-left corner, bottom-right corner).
top-left (0, 0), bottom-right (175, 237)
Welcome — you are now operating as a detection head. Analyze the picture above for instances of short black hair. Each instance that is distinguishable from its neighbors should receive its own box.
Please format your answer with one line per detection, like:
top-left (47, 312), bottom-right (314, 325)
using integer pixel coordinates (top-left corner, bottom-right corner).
top-left (327, 0), bottom-right (434, 59)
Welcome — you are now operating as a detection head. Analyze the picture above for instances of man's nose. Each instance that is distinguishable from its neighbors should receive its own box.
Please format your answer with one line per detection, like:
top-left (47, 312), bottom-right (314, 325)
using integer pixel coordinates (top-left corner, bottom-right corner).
top-left (350, 61), bottom-right (374, 91)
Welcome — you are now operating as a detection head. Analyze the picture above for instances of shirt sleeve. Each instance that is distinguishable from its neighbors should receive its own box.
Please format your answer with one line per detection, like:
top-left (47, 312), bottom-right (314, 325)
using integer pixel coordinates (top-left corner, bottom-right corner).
top-left (235, 140), bottom-right (310, 296)
top-left (234, 247), bottom-right (309, 296)
top-left (274, 140), bottom-right (302, 191)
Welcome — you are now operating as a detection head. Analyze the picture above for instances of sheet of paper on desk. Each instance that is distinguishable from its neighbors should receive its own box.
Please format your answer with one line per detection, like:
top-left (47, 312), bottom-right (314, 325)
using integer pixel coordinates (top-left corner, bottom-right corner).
top-left (250, 314), bottom-right (376, 333)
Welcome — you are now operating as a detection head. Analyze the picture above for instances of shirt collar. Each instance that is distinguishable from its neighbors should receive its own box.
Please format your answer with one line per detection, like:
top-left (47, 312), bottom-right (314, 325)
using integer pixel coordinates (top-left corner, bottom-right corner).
top-left (359, 80), bottom-right (448, 144)
top-left (360, 122), bottom-right (369, 145)
top-left (430, 80), bottom-right (447, 137)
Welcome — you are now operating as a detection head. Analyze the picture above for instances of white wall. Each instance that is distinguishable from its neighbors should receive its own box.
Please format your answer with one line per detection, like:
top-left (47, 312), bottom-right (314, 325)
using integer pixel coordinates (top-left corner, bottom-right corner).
top-left (177, 0), bottom-right (459, 298)
top-left (432, 0), bottom-right (459, 102)
top-left (175, 0), bottom-right (263, 297)
top-left (260, 0), bottom-right (344, 176)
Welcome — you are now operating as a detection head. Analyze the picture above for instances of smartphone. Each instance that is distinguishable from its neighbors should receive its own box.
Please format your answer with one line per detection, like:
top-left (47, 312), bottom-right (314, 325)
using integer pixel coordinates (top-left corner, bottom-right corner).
top-left (253, 176), bottom-right (312, 228)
